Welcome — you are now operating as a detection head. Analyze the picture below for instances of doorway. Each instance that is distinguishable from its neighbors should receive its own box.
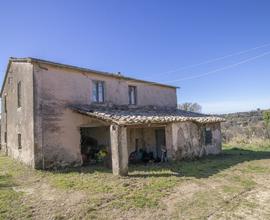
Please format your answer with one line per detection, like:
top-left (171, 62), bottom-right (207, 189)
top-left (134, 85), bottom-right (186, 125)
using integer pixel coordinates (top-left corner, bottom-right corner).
top-left (155, 128), bottom-right (166, 160)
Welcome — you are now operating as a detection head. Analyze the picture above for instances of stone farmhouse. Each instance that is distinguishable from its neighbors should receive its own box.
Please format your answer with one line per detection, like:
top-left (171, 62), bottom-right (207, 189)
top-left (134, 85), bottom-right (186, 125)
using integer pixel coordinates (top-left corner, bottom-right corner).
top-left (0, 57), bottom-right (224, 175)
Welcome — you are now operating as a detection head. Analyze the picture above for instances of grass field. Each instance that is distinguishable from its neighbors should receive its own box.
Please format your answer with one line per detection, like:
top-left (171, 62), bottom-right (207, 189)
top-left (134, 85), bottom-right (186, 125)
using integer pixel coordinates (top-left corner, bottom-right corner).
top-left (1, 144), bottom-right (270, 219)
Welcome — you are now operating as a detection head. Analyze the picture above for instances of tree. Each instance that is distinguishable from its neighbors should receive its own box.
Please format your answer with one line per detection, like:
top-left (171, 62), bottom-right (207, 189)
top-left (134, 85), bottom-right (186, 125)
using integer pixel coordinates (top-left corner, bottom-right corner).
top-left (263, 111), bottom-right (270, 139)
top-left (178, 102), bottom-right (202, 113)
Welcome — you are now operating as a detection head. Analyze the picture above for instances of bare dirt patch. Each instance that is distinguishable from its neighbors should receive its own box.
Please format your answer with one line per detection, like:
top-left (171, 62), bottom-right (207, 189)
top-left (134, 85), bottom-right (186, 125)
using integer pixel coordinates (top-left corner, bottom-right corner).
top-left (15, 179), bottom-right (88, 220)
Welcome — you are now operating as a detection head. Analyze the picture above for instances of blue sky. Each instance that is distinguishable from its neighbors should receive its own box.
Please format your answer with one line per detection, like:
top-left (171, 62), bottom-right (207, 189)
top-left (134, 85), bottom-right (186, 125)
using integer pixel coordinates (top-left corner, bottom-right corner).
top-left (0, 0), bottom-right (269, 114)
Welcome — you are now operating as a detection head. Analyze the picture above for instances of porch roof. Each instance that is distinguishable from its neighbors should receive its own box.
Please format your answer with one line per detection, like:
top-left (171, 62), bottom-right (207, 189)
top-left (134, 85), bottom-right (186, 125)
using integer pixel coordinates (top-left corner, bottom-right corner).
top-left (70, 104), bottom-right (225, 125)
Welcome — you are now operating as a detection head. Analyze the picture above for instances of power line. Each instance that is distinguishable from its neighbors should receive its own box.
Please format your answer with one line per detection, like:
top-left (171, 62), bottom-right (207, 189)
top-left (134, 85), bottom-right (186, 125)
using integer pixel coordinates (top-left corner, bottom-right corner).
top-left (145, 42), bottom-right (270, 77)
top-left (164, 50), bottom-right (270, 83)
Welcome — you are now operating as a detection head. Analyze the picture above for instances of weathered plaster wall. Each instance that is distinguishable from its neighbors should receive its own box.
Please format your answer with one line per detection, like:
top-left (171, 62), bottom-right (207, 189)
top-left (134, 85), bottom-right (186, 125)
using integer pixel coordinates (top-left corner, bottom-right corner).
top-left (127, 126), bottom-right (165, 156)
top-left (127, 123), bottom-right (222, 161)
top-left (35, 63), bottom-right (177, 107)
top-left (34, 103), bottom-right (109, 168)
top-left (127, 127), bottom-right (154, 154)
top-left (166, 122), bottom-right (222, 160)
top-left (33, 63), bottom-right (176, 168)
top-left (1, 62), bottom-right (35, 166)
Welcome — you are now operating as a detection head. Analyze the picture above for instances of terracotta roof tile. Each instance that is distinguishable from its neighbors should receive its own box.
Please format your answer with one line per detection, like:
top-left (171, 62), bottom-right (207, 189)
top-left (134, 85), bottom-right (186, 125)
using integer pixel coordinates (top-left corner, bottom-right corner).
top-left (70, 105), bottom-right (225, 125)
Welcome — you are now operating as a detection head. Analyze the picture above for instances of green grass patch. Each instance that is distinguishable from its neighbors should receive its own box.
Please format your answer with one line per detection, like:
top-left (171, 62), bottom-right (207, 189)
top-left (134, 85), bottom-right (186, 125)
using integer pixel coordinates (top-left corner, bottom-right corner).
top-left (1, 143), bottom-right (270, 219)
top-left (0, 155), bottom-right (31, 219)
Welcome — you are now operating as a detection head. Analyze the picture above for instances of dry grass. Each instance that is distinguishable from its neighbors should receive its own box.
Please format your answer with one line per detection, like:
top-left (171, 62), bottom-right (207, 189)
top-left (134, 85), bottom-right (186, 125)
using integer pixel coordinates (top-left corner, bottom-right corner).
top-left (1, 144), bottom-right (270, 219)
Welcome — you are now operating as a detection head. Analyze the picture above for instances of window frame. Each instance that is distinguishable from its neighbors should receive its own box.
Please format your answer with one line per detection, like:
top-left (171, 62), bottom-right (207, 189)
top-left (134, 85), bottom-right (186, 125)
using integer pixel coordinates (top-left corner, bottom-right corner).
top-left (92, 80), bottom-right (105, 103)
top-left (128, 85), bottom-right (137, 105)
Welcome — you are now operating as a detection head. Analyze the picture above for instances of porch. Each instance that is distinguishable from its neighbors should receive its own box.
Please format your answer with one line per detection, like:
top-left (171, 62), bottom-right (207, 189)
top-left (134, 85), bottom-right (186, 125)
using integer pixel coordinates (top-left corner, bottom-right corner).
top-left (79, 123), bottom-right (171, 176)
top-left (71, 104), bottom-right (224, 176)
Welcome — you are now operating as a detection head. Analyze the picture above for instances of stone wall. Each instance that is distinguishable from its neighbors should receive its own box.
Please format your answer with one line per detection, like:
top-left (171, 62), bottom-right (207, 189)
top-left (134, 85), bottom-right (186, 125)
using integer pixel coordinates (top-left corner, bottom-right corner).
top-left (167, 122), bottom-right (222, 160)
top-left (221, 109), bottom-right (269, 143)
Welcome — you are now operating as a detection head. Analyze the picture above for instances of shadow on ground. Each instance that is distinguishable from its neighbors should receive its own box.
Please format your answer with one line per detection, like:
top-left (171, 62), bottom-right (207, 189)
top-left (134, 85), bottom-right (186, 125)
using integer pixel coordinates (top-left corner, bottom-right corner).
top-left (50, 148), bottom-right (270, 179)
top-left (129, 147), bottom-right (270, 178)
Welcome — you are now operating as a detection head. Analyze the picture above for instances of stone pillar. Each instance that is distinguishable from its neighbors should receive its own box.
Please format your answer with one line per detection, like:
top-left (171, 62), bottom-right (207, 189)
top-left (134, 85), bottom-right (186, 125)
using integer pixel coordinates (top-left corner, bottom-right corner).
top-left (110, 124), bottom-right (128, 176)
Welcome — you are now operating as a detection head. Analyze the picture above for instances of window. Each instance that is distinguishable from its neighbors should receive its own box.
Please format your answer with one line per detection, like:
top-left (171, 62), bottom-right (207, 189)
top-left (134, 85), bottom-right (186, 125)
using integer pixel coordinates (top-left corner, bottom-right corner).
top-left (8, 77), bottom-right (13, 85)
top-left (128, 86), bottom-right (137, 105)
top-left (17, 81), bottom-right (22, 108)
top-left (3, 95), bottom-right (7, 113)
top-left (92, 81), bottom-right (104, 103)
top-left (18, 134), bottom-right (22, 149)
top-left (205, 128), bottom-right (212, 145)
top-left (4, 132), bottom-right (7, 143)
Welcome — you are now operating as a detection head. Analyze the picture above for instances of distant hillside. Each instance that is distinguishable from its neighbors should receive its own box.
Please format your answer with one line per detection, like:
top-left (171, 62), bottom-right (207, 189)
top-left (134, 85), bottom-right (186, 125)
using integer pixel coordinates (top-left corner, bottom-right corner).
top-left (220, 109), bottom-right (270, 143)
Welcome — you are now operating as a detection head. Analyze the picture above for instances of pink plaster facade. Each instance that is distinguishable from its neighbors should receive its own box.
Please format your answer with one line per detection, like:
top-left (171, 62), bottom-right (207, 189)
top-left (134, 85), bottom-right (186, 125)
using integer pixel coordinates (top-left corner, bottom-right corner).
top-left (0, 58), bottom-right (222, 174)
top-left (1, 62), bottom-right (35, 166)
top-left (32, 62), bottom-right (177, 168)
